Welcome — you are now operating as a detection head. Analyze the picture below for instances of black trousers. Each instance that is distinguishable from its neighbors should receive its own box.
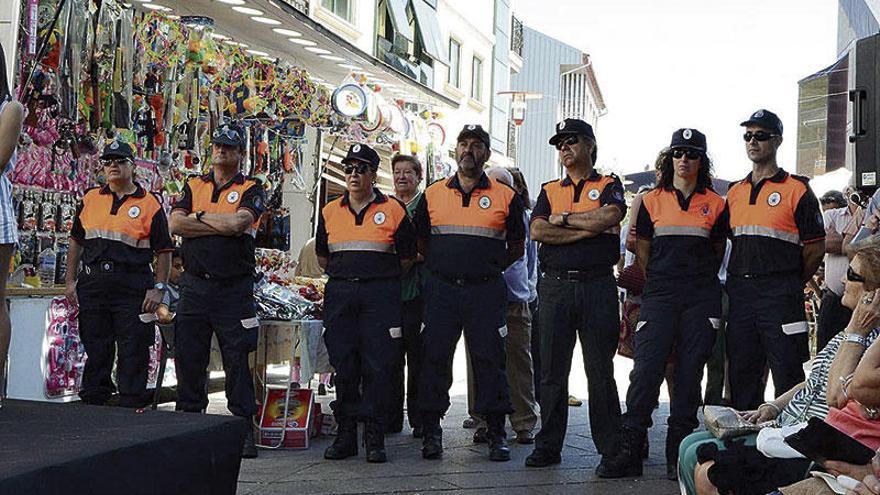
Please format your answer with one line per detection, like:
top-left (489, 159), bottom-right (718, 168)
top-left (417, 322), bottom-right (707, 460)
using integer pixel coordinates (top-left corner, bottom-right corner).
top-left (529, 298), bottom-right (541, 403)
top-left (389, 296), bottom-right (424, 431)
top-left (817, 289), bottom-right (852, 353)
top-left (323, 278), bottom-right (402, 426)
top-left (704, 287), bottom-right (729, 405)
top-left (533, 273), bottom-right (621, 456)
top-left (623, 280), bottom-right (721, 438)
top-left (726, 275), bottom-right (809, 411)
top-left (418, 272), bottom-right (512, 417)
top-left (175, 273), bottom-right (259, 417)
top-left (76, 268), bottom-right (153, 408)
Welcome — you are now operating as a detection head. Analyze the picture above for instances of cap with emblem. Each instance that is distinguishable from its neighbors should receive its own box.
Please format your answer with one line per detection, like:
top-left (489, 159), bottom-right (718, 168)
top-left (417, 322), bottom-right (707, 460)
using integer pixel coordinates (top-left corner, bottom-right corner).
top-left (548, 118), bottom-right (596, 146)
top-left (343, 143), bottom-right (380, 170)
top-left (457, 124), bottom-right (491, 149)
top-left (100, 140), bottom-right (135, 161)
top-left (670, 128), bottom-right (707, 152)
top-left (740, 109), bottom-right (783, 136)
top-left (212, 122), bottom-right (247, 148)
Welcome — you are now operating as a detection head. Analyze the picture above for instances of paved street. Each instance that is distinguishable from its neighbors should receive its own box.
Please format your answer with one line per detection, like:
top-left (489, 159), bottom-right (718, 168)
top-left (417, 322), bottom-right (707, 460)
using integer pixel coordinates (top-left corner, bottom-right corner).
top-left (170, 339), bottom-right (685, 495)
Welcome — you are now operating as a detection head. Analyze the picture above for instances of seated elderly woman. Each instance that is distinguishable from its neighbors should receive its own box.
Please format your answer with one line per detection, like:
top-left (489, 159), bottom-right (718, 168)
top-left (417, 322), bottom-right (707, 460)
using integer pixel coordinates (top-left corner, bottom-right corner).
top-left (679, 237), bottom-right (880, 495)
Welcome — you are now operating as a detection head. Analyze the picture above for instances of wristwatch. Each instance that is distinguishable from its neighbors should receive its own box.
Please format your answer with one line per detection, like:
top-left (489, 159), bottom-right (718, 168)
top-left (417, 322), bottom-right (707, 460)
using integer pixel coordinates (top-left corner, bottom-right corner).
top-left (561, 212), bottom-right (571, 227)
top-left (154, 282), bottom-right (169, 292)
top-left (195, 210), bottom-right (206, 222)
top-left (843, 333), bottom-right (868, 347)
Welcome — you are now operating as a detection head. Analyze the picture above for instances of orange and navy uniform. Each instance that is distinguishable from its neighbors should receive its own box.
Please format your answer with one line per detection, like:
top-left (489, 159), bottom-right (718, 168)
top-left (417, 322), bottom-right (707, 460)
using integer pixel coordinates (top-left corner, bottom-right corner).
top-left (71, 184), bottom-right (173, 266)
top-left (530, 170), bottom-right (626, 270)
top-left (171, 171), bottom-right (265, 279)
top-left (726, 169), bottom-right (825, 277)
top-left (315, 189), bottom-right (417, 279)
top-left (413, 173), bottom-right (525, 278)
top-left (636, 185), bottom-right (728, 284)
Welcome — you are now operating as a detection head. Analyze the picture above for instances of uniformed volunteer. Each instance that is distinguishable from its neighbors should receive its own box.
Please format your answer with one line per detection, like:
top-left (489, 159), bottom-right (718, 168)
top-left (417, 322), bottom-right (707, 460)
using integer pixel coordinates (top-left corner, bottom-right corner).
top-left (315, 143), bottom-right (417, 463)
top-left (526, 118), bottom-right (625, 472)
top-left (65, 140), bottom-right (173, 408)
top-left (414, 124), bottom-right (525, 462)
top-left (170, 122), bottom-right (265, 459)
top-left (726, 110), bottom-right (825, 411)
top-left (600, 129), bottom-right (728, 480)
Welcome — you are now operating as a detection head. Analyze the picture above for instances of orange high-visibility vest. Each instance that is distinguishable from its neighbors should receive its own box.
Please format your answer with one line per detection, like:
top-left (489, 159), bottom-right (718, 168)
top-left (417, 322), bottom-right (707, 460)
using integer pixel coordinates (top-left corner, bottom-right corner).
top-left (188, 176), bottom-right (261, 237)
top-left (541, 175), bottom-right (621, 235)
top-left (641, 188), bottom-right (726, 239)
top-left (78, 187), bottom-right (163, 249)
top-left (727, 176), bottom-right (807, 246)
top-left (424, 177), bottom-right (515, 241)
top-left (322, 196), bottom-right (408, 254)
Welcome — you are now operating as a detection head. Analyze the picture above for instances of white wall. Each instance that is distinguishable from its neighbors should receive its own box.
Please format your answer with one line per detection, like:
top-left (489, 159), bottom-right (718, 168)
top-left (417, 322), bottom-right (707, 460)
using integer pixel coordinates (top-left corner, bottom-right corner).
top-left (0, 0), bottom-right (21, 86)
top-left (310, 0), bottom-right (378, 53)
top-left (283, 125), bottom-right (321, 257)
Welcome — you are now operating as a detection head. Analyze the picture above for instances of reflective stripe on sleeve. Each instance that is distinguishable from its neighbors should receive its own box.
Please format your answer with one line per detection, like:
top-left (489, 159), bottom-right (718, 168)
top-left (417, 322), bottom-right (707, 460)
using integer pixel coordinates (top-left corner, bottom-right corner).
top-left (654, 226), bottom-right (711, 238)
top-left (328, 241), bottom-right (397, 253)
top-left (431, 225), bottom-right (506, 240)
top-left (84, 229), bottom-right (151, 249)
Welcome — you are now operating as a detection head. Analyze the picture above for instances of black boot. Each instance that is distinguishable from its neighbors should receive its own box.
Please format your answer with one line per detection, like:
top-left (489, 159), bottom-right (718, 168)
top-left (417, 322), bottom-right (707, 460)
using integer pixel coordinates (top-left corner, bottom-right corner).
top-left (364, 421), bottom-right (387, 463)
top-left (595, 426), bottom-right (644, 478)
top-left (241, 418), bottom-right (258, 459)
top-left (665, 428), bottom-right (690, 481)
top-left (421, 414), bottom-right (443, 460)
top-left (487, 415), bottom-right (510, 462)
top-left (324, 418), bottom-right (358, 460)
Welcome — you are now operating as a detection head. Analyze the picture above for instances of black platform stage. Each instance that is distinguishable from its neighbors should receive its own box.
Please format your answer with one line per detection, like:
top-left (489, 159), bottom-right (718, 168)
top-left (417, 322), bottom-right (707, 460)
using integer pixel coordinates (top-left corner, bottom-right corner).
top-left (0, 400), bottom-right (246, 495)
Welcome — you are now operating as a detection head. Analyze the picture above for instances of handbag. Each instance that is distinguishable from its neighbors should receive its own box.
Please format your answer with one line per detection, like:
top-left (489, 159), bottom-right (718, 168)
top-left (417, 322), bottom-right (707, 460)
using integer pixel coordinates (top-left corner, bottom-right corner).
top-left (616, 263), bottom-right (645, 295)
top-left (703, 405), bottom-right (769, 440)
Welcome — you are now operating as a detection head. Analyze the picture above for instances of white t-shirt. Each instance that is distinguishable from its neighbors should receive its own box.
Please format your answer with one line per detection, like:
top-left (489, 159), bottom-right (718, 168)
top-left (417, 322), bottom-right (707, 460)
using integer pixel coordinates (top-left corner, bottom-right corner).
top-left (823, 207), bottom-right (852, 296)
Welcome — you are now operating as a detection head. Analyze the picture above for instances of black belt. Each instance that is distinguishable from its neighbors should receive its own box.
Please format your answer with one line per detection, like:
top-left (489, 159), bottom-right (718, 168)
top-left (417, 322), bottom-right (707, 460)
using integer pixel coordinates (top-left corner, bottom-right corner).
top-left (85, 261), bottom-right (150, 274)
top-left (430, 271), bottom-right (497, 287)
top-left (543, 267), bottom-right (612, 281)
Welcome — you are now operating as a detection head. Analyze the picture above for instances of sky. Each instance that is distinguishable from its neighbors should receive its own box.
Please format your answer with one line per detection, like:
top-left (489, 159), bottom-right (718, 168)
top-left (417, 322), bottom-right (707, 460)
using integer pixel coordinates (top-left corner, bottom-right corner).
top-left (513, 0), bottom-right (839, 181)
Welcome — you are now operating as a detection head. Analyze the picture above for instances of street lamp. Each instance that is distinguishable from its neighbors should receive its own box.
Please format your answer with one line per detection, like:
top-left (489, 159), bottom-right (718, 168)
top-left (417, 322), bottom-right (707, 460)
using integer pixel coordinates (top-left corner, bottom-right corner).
top-left (497, 91), bottom-right (542, 126)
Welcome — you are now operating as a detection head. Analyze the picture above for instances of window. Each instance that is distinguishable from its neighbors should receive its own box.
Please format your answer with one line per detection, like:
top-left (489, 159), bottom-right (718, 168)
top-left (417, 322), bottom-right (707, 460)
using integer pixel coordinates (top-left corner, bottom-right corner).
top-left (448, 38), bottom-right (461, 87)
top-left (321, 0), bottom-right (352, 22)
top-left (471, 56), bottom-right (483, 101)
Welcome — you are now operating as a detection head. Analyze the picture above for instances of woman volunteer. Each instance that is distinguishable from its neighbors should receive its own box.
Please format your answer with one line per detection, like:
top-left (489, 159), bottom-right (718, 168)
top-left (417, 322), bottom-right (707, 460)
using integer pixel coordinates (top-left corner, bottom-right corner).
top-left (315, 143), bottom-right (417, 463)
top-left (601, 129), bottom-right (727, 479)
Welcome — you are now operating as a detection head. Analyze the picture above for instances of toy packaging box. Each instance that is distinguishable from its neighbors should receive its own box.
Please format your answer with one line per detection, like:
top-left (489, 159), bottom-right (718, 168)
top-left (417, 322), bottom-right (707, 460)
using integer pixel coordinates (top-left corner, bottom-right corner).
top-left (256, 388), bottom-right (321, 449)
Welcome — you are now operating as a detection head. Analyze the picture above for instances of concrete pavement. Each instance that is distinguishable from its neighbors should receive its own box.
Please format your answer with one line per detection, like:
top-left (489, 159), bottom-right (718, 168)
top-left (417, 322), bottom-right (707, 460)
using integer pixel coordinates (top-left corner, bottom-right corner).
top-left (185, 338), bottom-right (684, 494)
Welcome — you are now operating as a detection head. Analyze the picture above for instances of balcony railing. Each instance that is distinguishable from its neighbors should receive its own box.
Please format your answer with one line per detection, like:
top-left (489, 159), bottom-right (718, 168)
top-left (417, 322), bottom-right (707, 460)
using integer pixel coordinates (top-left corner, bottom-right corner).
top-left (511, 16), bottom-right (524, 57)
top-left (277, 0), bottom-right (309, 14)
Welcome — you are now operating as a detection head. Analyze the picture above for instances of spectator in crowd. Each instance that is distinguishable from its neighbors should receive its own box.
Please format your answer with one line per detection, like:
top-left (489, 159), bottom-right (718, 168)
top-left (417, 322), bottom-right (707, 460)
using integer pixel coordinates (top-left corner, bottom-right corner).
top-left (680, 237), bottom-right (880, 495)
top-left (817, 187), bottom-right (859, 351)
top-left (820, 190), bottom-right (847, 211)
top-left (295, 237), bottom-right (325, 278)
top-left (0, 43), bottom-right (24, 407)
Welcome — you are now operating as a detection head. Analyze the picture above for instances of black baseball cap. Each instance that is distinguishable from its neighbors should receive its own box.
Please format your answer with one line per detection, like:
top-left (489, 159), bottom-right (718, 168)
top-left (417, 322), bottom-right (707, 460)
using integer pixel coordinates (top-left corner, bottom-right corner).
top-left (342, 143), bottom-right (380, 170)
top-left (457, 124), bottom-right (491, 149)
top-left (740, 109), bottom-right (783, 136)
top-left (548, 118), bottom-right (595, 146)
top-left (670, 128), bottom-right (707, 152)
top-left (212, 122), bottom-right (246, 148)
top-left (100, 140), bottom-right (135, 161)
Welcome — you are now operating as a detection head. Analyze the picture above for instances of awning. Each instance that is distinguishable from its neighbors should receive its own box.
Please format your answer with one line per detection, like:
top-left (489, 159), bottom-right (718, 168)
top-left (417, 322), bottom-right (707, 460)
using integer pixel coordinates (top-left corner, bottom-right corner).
top-left (411, 0), bottom-right (446, 66)
top-left (387, 0), bottom-right (413, 43)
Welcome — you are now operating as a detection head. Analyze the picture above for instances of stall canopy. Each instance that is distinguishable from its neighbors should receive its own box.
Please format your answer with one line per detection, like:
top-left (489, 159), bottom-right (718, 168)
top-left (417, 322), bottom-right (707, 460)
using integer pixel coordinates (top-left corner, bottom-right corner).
top-left (411, 0), bottom-right (446, 66)
top-left (150, 0), bottom-right (457, 108)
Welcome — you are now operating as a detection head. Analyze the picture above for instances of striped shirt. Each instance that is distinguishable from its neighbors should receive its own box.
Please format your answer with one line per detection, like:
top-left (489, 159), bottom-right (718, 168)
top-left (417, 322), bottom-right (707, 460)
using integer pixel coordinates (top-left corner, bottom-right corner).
top-left (0, 98), bottom-right (18, 245)
top-left (777, 327), bottom-right (880, 426)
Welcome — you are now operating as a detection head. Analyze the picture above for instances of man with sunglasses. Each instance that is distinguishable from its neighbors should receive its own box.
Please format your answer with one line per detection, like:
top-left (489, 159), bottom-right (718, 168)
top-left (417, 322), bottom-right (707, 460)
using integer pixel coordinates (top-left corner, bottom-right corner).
top-left (526, 119), bottom-right (626, 472)
top-left (170, 122), bottom-right (266, 458)
top-left (413, 124), bottom-right (525, 462)
top-left (315, 143), bottom-right (416, 463)
top-left (725, 109), bottom-right (825, 412)
top-left (65, 139), bottom-right (173, 408)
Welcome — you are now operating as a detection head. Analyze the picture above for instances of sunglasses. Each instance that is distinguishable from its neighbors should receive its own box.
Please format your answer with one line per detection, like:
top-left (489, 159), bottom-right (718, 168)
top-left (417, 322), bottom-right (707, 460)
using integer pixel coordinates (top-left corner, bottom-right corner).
top-left (672, 149), bottom-right (701, 160)
top-left (101, 158), bottom-right (131, 167)
top-left (743, 131), bottom-right (778, 142)
top-left (213, 127), bottom-right (241, 142)
top-left (343, 162), bottom-right (372, 175)
top-left (847, 266), bottom-right (867, 284)
top-left (554, 135), bottom-right (579, 150)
